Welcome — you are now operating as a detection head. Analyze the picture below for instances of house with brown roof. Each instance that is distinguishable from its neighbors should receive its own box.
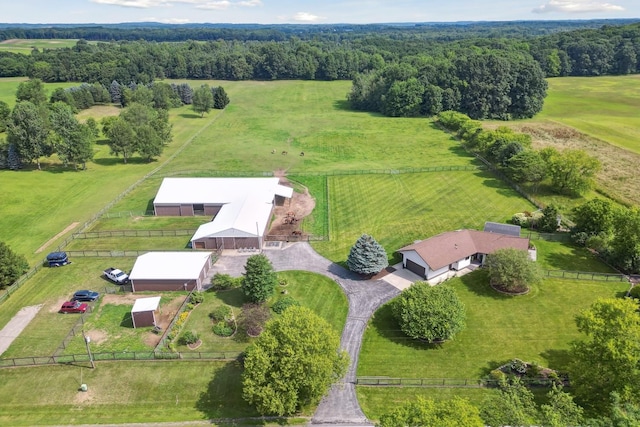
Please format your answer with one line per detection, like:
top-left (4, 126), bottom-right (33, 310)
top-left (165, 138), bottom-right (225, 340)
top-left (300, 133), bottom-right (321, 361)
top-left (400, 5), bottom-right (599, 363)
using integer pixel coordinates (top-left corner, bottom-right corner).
top-left (397, 229), bottom-right (532, 281)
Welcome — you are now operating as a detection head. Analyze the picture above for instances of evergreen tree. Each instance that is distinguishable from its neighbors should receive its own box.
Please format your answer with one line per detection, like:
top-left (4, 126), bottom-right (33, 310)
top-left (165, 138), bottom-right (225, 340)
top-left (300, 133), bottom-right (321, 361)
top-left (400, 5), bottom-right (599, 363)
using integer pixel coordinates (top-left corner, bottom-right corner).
top-left (109, 80), bottom-right (122, 105)
top-left (212, 86), bottom-right (230, 109)
top-left (346, 234), bottom-right (388, 275)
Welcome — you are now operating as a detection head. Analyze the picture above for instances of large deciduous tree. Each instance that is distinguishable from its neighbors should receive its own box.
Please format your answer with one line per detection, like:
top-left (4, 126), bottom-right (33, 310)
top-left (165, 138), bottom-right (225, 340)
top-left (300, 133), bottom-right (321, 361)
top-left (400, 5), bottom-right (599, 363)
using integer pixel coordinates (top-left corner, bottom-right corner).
top-left (568, 298), bottom-right (640, 412)
top-left (485, 248), bottom-right (540, 294)
top-left (481, 379), bottom-right (539, 427)
top-left (105, 117), bottom-right (135, 163)
top-left (541, 147), bottom-right (601, 196)
top-left (572, 198), bottom-right (617, 238)
top-left (242, 254), bottom-right (278, 303)
top-left (609, 207), bottom-right (640, 273)
top-left (378, 397), bottom-right (484, 427)
top-left (49, 102), bottom-right (95, 169)
top-left (7, 101), bottom-right (50, 170)
top-left (346, 234), bottom-right (388, 276)
top-left (242, 306), bottom-right (348, 415)
top-left (0, 242), bottom-right (29, 289)
top-left (192, 84), bottom-right (214, 117)
top-left (392, 282), bottom-right (466, 342)
top-left (15, 78), bottom-right (47, 105)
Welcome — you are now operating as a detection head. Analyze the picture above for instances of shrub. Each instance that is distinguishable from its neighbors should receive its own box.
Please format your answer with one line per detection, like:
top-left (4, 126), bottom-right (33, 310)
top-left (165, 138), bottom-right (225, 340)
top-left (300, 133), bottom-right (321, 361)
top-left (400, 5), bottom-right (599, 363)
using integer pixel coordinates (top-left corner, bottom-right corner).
top-left (213, 321), bottom-right (234, 337)
top-left (629, 286), bottom-right (640, 300)
top-left (392, 282), bottom-right (466, 342)
top-left (175, 311), bottom-right (190, 328)
top-left (209, 305), bottom-right (233, 322)
top-left (185, 303), bottom-right (195, 311)
top-left (180, 330), bottom-right (199, 345)
top-left (210, 273), bottom-right (241, 291)
top-left (511, 213), bottom-right (529, 227)
top-left (189, 292), bottom-right (204, 304)
top-left (272, 295), bottom-right (300, 314)
top-left (241, 303), bottom-right (271, 337)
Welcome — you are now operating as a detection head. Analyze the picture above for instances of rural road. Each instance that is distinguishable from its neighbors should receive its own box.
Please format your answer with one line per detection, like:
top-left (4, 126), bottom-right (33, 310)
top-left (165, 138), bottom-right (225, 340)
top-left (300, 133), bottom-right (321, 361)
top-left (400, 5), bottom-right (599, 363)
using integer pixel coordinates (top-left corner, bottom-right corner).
top-left (212, 242), bottom-right (401, 425)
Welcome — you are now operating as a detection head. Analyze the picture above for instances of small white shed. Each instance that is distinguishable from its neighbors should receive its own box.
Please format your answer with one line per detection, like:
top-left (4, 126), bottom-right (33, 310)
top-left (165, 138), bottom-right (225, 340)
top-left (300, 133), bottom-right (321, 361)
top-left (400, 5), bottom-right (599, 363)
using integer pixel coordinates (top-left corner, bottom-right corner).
top-left (131, 296), bottom-right (161, 328)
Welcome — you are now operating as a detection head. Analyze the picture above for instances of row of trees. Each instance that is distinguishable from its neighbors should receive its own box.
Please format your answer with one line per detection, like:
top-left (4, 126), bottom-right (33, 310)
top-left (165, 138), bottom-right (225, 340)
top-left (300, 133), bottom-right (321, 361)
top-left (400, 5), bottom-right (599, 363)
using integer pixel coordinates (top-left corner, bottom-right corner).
top-left (348, 51), bottom-right (548, 119)
top-left (437, 111), bottom-right (601, 196)
top-left (2, 22), bottom-right (640, 83)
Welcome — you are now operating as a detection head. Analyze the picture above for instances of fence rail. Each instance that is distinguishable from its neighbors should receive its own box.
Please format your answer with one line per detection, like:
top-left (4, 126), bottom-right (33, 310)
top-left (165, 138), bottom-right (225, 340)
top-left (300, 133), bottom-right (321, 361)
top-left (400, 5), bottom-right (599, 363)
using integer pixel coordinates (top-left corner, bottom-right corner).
top-left (73, 229), bottom-right (196, 239)
top-left (545, 270), bottom-right (631, 282)
top-left (295, 165), bottom-right (484, 177)
top-left (264, 234), bottom-right (328, 242)
top-left (0, 351), bottom-right (242, 368)
top-left (355, 376), bottom-right (559, 388)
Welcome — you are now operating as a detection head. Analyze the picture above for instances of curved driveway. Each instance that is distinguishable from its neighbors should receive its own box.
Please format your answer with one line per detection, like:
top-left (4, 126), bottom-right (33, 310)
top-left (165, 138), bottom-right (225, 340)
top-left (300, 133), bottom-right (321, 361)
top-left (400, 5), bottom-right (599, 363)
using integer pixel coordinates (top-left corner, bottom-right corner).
top-left (212, 243), bottom-right (401, 425)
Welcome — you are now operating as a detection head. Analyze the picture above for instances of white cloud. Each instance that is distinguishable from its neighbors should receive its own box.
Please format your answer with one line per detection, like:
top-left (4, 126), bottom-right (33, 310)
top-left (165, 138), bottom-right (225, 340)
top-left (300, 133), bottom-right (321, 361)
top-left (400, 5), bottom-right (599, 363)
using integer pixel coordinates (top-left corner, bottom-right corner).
top-left (92, 0), bottom-right (260, 9)
top-left (292, 12), bottom-right (324, 22)
top-left (237, 0), bottom-right (262, 6)
top-left (533, 1), bottom-right (624, 13)
top-left (196, 1), bottom-right (231, 10)
top-left (157, 17), bottom-right (192, 23)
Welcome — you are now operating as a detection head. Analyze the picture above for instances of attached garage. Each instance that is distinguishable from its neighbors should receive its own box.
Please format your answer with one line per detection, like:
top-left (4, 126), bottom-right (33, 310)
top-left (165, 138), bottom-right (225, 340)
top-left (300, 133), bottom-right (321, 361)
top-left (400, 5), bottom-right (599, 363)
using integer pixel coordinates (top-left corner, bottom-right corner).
top-left (131, 296), bottom-right (161, 328)
top-left (405, 259), bottom-right (426, 278)
top-left (129, 252), bottom-right (213, 292)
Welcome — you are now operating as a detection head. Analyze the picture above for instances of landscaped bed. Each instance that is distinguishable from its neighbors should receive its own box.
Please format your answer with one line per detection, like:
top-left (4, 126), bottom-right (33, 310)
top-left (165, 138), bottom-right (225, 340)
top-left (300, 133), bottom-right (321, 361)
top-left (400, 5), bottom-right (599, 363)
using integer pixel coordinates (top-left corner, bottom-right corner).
top-left (172, 270), bottom-right (348, 353)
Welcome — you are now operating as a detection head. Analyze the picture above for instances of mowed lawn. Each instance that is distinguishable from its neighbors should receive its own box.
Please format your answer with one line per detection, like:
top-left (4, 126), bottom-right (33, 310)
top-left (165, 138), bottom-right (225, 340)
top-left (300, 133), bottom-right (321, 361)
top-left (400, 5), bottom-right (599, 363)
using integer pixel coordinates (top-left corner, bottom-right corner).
top-left (0, 361), bottom-right (265, 426)
top-left (538, 75), bottom-right (640, 154)
top-left (0, 257), bottom-right (135, 358)
top-left (312, 171), bottom-right (536, 263)
top-left (357, 270), bottom-right (628, 381)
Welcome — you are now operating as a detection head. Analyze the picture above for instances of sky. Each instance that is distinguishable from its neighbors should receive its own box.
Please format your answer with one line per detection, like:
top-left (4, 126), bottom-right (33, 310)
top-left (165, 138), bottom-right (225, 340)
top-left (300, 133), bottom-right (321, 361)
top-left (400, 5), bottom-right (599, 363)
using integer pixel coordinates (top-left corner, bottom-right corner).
top-left (1, 0), bottom-right (639, 25)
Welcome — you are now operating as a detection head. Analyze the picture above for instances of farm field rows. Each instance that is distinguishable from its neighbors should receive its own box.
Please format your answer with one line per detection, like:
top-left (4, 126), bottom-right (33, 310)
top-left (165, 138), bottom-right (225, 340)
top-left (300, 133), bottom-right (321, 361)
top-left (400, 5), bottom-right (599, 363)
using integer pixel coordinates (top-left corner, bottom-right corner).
top-left (0, 38), bottom-right (82, 54)
top-left (312, 171), bottom-right (537, 263)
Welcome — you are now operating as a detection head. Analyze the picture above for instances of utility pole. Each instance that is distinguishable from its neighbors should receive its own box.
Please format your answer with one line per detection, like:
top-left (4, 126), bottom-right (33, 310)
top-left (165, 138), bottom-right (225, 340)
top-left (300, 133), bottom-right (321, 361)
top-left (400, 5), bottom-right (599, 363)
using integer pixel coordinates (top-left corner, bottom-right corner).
top-left (83, 333), bottom-right (95, 369)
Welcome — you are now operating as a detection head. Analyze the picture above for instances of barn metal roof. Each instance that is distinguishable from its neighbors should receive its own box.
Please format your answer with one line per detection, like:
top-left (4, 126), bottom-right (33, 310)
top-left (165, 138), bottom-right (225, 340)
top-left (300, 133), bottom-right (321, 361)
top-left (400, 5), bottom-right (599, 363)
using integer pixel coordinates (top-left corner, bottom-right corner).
top-left (129, 252), bottom-right (212, 281)
top-left (131, 296), bottom-right (161, 313)
top-left (483, 221), bottom-right (521, 237)
top-left (153, 178), bottom-right (293, 240)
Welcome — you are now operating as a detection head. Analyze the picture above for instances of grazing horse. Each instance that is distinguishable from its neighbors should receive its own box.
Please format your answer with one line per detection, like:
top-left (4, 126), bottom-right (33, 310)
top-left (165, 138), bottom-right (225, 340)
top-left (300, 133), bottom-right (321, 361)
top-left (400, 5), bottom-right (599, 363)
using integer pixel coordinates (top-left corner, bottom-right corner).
top-left (300, 151), bottom-right (305, 157)
top-left (282, 151), bottom-right (288, 155)
top-left (271, 149), bottom-right (276, 154)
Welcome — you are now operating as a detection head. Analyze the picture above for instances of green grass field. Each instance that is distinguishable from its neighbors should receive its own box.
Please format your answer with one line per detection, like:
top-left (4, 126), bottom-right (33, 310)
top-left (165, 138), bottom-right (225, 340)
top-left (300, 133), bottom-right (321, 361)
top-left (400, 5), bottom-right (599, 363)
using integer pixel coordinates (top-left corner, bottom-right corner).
top-left (0, 361), bottom-right (267, 426)
top-left (312, 171), bottom-right (536, 263)
top-left (538, 76), bottom-right (640, 154)
top-left (0, 38), bottom-right (82, 54)
top-left (358, 270), bottom-right (627, 380)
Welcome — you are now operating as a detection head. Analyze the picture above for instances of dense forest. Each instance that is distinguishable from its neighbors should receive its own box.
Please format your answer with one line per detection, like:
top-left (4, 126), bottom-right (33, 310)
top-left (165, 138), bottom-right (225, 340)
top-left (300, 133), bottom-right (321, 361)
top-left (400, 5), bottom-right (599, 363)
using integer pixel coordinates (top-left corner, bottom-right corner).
top-left (0, 20), bottom-right (639, 119)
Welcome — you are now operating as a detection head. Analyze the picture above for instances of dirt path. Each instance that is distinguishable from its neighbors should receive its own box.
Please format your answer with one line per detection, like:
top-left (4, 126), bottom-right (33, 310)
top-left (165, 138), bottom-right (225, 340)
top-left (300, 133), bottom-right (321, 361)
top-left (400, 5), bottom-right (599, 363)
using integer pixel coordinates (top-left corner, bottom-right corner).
top-left (35, 222), bottom-right (80, 253)
top-left (0, 304), bottom-right (43, 355)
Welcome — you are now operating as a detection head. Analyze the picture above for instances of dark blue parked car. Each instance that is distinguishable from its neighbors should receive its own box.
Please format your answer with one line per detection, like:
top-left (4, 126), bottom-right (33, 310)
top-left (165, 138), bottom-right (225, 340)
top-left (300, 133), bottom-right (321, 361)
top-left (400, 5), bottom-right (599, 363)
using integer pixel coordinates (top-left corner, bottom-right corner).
top-left (71, 290), bottom-right (100, 302)
top-left (46, 251), bottom-right (69, 267)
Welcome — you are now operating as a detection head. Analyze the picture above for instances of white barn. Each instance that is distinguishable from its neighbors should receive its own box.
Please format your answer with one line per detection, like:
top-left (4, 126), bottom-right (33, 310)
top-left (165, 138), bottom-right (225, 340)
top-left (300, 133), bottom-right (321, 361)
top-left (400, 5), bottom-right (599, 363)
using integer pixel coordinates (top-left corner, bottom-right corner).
top-left (153, 177), bottom-right (293, 250)
top-left (128, 251), bottom-right (213, 292)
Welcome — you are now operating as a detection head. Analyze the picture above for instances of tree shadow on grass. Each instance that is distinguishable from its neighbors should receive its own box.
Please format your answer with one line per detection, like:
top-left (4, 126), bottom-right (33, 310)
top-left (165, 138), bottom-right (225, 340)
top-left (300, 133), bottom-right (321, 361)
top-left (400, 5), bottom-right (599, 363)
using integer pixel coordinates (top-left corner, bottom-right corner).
top-left (457, 269), bottom-right (513, 300)
top-left (369, 303), bottom-right (443, 351)
top-left (540, 348), bottom-right (572, 374)
top-left (179, 112), bottom-right (202, 119)
top-left (195, 360), bottom-right (262, 421)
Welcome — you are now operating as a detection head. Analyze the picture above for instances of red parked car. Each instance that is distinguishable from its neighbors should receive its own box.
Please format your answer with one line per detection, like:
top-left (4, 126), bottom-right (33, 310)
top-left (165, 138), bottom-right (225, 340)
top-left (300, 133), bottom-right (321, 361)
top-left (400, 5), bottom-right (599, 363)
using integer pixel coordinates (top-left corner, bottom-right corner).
top-left (59, 301), bottom-right (88, 314)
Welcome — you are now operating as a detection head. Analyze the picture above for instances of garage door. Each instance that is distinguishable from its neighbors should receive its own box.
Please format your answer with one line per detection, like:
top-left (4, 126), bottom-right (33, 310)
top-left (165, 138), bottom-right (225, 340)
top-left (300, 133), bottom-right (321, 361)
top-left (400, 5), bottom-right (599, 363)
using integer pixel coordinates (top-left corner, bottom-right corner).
top-left (405, 259), bottom-right (426, 278)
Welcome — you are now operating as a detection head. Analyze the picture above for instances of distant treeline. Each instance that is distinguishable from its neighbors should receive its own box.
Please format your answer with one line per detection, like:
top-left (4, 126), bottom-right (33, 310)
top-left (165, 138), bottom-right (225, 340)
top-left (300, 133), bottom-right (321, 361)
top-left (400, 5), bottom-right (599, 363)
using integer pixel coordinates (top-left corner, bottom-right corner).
top-left (1, 21), bottom-right (640, 119)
